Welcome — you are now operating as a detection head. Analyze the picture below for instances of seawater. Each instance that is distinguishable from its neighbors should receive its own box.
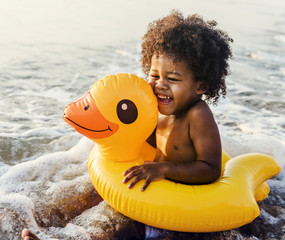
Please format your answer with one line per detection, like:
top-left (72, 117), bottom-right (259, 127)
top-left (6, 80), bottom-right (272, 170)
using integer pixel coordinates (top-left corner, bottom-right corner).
top-left (0, 0), bottom-right (284, 239)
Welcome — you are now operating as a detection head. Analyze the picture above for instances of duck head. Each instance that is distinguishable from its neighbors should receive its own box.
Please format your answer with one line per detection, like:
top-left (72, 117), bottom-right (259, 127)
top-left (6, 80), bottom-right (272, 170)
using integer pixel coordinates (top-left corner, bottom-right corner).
top-left (63, 73), bottom-right (158, 161)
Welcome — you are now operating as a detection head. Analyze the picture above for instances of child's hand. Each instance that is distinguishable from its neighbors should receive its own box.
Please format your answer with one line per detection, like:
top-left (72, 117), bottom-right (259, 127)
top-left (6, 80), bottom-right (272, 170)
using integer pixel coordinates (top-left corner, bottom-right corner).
top-left (122, 162), bottom-right (165, 191)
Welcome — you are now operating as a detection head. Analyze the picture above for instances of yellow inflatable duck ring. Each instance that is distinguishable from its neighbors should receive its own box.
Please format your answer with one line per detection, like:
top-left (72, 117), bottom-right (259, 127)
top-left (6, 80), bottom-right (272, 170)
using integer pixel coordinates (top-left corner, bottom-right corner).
top-left (63, 73), bottom-right (281, 232)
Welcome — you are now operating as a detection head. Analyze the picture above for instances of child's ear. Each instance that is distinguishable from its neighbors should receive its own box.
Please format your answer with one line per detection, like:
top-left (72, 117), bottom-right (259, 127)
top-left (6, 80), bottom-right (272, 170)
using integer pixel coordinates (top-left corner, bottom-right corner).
top-left (195, 81), bottom-right (207, 95)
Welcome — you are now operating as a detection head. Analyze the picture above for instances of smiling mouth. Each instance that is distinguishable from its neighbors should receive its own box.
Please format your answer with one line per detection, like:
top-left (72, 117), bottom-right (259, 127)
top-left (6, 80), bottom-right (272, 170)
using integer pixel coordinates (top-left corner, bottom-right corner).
top-left (64, 116), bottom-right (112, 132)
top-left (157, 94), bottom-right (173, 104)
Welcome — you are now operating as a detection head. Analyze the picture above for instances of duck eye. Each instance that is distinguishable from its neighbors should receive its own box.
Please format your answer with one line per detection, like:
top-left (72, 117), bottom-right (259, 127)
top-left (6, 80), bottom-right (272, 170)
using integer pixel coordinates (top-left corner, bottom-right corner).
top-left (117, 99), bottom-right (138, 124)
top-left (84, 105), bottom-right (89, 111)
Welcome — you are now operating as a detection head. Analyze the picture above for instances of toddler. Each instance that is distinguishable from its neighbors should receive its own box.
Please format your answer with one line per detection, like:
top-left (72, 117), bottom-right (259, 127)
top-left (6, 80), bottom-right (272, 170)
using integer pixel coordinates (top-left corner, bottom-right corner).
top-left (123, 10), bottom-right (233, 191)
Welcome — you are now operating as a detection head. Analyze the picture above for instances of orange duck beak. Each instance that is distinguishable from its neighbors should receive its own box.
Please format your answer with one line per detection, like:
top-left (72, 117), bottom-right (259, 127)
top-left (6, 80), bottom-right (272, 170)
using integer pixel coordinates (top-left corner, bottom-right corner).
top-left (63, 92), bottom-right (119, 139)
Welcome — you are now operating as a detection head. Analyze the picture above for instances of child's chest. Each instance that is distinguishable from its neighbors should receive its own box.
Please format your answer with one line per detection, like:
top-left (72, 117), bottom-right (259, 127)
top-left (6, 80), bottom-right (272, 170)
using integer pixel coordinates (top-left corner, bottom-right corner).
top-left (156, 116), bottom-right (196, 162)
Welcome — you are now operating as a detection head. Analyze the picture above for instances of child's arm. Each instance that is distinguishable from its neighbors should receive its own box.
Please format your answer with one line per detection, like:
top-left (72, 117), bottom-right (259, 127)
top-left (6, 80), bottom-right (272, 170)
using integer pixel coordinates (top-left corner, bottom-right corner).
top-left (123, 104), bottom-right (221, 191)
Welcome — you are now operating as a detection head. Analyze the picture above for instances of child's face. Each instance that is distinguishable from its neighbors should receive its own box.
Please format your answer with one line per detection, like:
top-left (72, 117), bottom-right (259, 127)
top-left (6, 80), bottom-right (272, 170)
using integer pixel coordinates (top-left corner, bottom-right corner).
top-left (148, 54), bottom-right (204, 116)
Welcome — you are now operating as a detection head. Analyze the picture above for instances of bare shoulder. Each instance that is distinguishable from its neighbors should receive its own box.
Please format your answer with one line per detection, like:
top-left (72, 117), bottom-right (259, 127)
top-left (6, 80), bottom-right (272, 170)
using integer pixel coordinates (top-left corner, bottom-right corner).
top-left (187, 100), bottom-right (214, 122)
top-left (186, 100), bottom-right (219, 141)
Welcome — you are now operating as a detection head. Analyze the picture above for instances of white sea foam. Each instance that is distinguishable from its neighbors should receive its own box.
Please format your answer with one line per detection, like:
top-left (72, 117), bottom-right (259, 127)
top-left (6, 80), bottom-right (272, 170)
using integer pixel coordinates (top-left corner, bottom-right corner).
top-left (0, 137), bottom-right (92, 192)
top-left (250, 51), bottom-right (285, 63)
top-left (0, 138), bottom-right (95, 238)
top-left (274, 35), bottom-right (285, 43)
top-left (221, 132), bottom-right (285, 169)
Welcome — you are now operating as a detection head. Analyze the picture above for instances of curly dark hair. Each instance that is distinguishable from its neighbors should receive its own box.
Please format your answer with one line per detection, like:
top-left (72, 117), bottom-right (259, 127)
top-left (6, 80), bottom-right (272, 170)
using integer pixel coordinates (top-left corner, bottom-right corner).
top-left (141, 10), bottom-right (233, 104)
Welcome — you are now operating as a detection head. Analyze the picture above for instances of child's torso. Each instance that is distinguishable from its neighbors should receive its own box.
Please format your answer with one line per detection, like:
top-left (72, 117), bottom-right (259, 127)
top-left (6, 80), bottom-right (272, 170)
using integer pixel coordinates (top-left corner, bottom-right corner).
top-left (156, 114), bottom-right (196, 162)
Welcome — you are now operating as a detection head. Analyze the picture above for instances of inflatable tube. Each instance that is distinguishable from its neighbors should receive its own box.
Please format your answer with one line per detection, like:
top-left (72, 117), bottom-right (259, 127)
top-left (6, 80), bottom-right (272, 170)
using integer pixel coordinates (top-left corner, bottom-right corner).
top-left (63, 73), bottom-right (281, 232)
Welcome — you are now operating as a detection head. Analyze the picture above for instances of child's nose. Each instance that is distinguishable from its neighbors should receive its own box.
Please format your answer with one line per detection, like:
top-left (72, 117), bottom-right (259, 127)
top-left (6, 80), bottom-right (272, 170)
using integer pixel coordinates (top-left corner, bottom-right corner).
top-left (156, 78), bottom-right (168, 89)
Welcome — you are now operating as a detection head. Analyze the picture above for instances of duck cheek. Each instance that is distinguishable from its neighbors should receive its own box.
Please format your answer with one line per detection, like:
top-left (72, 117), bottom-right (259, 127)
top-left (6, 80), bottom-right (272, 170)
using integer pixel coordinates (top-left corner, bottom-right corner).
top-left (148, 80), bottom-right (156, 90)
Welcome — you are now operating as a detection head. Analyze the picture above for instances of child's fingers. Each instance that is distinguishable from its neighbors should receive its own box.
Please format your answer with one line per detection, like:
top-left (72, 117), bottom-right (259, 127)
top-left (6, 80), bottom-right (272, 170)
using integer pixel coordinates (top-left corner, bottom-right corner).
top-left (122, 168), bottom-right (142, 183)
top-left (22, 229), bottom-right (30, 239)
top-left (128, 175), bottom-right (145, 189)
top-left (123, 165), bottom-right (139, 176)
top-left (22, 229), bottom-right (40, 240)
top-left (141, 178), bottom-right (152, 191)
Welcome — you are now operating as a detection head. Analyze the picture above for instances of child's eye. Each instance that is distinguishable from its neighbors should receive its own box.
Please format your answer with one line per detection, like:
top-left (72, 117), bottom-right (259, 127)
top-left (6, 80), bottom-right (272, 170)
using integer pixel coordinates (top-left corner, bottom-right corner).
top-left (150, 75), bottom-right (159, 80)
top-left (168, 78), bottom-right (180, 82)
